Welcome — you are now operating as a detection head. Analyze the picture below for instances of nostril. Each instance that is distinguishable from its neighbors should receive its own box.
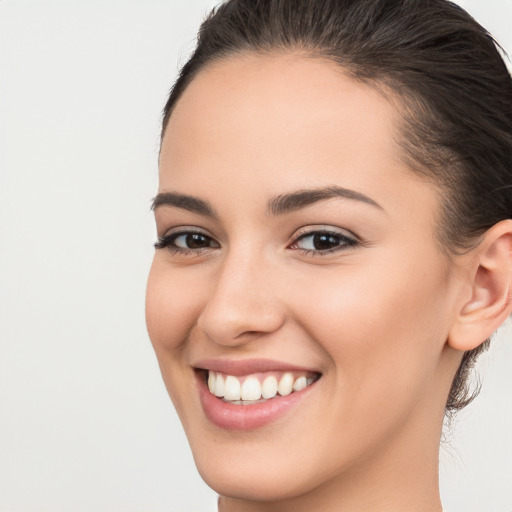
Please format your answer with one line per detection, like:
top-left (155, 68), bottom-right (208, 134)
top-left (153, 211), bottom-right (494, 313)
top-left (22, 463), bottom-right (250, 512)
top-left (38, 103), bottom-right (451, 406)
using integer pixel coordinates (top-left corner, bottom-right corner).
top-left (236, 330), bottom-right (260, 337)
top-left (196, 277), bottom-right (286, 345)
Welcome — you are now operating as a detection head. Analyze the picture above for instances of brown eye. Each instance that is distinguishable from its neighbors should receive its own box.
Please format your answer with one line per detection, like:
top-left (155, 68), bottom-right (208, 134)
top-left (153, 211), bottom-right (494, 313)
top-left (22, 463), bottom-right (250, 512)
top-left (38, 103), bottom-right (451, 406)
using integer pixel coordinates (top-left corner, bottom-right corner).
top-left (154, 231), bottom-right (220, 251)
top-left (175, 233), bottom-right (215, 249)
top-left (311, 233), bottom-right (342, 250)
top-left (291, 230), bottom-right (358, 253)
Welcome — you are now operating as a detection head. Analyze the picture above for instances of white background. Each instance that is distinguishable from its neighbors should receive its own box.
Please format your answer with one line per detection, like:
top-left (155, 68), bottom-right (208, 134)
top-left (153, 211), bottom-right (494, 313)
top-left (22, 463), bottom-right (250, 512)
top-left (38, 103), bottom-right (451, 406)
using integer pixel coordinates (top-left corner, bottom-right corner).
top-left (0, 1), bottom-right (511, 511)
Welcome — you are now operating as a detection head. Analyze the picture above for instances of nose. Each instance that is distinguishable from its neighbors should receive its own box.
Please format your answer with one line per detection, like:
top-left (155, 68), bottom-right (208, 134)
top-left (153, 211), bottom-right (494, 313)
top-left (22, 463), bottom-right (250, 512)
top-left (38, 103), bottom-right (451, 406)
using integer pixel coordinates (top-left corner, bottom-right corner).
top-left (197, 249), bottom-right (286, 346)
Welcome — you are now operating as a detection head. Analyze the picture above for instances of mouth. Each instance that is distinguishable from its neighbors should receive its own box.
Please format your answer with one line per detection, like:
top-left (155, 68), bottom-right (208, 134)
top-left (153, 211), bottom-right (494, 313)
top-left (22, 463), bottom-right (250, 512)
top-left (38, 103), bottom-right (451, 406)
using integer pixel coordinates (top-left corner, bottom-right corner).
top-left (193, 360), bottom-right (322, 430)
top-left (199, 369), bottom-right (320, 405)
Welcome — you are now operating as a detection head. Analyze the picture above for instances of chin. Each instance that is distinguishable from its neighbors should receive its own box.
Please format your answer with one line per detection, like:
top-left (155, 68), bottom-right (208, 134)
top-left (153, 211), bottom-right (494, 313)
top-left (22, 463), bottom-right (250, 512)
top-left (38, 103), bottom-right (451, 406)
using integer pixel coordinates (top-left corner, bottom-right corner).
top-left (195, 456), bottom-right (318, 503)
top-left (185, 421), bottom-right (349, 505)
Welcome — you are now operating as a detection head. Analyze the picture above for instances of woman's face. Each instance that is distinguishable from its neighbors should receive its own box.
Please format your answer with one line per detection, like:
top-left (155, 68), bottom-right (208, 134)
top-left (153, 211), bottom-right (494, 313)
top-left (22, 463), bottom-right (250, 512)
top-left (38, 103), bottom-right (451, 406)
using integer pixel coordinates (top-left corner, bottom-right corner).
top-left (146, 55), bottom-right (464, 502)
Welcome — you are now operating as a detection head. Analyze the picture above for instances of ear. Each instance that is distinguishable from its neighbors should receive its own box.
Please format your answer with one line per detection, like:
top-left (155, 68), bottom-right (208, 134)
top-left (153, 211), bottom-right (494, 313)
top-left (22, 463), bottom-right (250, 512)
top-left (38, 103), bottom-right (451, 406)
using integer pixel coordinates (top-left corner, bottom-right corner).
top-left (448, 220), bottom-right (512, 351)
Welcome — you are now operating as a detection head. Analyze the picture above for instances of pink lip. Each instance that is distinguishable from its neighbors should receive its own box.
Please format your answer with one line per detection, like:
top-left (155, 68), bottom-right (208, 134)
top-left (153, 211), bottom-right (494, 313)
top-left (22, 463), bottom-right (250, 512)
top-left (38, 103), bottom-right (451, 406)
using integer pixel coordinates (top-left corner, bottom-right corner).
top-left (194, 358), bottom-right (320, 376)
top-left (194, 361), bottom-right (320, 431)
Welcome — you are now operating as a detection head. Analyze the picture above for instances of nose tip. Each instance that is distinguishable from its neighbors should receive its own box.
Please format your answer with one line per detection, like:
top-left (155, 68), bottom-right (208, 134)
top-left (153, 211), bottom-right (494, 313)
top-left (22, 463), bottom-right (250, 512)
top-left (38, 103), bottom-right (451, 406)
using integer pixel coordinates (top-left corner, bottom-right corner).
top-left (196, 264), bottom-right (285, 346)
top-left (198, 306), bottom-right (284, 345)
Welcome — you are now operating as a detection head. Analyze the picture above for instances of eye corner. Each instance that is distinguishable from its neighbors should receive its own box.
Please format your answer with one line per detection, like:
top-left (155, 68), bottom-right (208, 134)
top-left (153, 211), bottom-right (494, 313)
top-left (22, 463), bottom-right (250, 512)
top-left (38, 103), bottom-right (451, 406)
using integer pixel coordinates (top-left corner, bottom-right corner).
top-left (153, 228), bottom-right (221, 255)
top-left (288, 226), bottom-right (359, 256)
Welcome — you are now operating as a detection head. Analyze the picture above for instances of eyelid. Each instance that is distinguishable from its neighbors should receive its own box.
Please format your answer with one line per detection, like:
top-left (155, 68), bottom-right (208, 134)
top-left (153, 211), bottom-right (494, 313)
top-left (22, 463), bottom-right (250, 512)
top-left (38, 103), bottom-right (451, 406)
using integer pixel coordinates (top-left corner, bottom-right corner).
top-left (287, 225), bottom-right (360, 256)
top-left (154, 226), bottom-right (220, 251)
top-left (289, 225), bottom-right (359, 243)
top-left (158, 225), bottom-right (212, 238)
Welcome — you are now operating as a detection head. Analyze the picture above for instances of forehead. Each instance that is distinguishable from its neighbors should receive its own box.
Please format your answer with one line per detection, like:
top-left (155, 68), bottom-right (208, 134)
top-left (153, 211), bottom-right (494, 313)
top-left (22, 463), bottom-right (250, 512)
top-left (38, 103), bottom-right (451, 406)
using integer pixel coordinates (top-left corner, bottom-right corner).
top-left (159, 53), bottom-right (437, 227)
top-left (162, 53), bottom-right (400, 172)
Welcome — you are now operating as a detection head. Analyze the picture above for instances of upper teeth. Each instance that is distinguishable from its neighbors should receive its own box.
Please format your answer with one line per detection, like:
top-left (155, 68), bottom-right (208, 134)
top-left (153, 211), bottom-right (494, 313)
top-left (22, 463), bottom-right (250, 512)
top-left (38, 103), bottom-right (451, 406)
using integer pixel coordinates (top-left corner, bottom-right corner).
top-left (207, 371), bottom-right (315, 402)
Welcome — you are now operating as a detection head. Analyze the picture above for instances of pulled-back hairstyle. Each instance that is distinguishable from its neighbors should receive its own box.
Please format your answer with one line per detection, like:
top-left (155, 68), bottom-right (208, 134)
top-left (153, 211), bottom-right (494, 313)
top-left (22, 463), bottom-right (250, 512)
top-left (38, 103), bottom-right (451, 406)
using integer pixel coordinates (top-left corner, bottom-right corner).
top-left (161, 0), bottom-right (512, 414)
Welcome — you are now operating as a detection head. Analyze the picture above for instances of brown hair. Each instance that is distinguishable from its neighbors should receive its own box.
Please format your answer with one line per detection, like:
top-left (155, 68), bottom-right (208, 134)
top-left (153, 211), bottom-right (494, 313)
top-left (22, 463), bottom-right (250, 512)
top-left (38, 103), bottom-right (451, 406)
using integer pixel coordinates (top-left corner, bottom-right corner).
top-left (160, 0), bottom-right (512, 414)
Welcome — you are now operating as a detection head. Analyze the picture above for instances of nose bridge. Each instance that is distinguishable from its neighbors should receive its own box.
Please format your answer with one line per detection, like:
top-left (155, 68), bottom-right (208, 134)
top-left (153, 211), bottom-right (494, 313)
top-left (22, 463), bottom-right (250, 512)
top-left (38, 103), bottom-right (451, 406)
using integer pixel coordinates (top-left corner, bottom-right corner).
top-left (197, 243), bottom-right (284, 344)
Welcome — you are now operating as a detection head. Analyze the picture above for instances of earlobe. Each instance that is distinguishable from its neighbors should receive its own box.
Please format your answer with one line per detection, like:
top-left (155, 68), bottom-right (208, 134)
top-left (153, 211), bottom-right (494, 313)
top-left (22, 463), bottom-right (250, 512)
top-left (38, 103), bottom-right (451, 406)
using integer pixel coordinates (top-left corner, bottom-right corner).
top-left (448, 220), bottom-right (512, 351)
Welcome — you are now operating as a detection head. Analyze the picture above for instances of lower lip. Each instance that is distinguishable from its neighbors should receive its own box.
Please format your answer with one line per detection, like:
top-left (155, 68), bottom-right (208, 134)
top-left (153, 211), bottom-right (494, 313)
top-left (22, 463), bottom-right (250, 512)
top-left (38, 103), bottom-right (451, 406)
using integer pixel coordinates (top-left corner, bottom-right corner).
top-left (196, 372), bottom-right (318, 431)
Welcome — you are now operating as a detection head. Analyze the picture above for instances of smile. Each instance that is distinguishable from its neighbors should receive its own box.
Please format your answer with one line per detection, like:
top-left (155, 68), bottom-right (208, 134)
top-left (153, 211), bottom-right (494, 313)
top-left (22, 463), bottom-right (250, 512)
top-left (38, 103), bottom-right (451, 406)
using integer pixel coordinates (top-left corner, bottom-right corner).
top-left (207, 370), bottom-right (318, 404)
top-left (194, 360), bottom-right (322, 430)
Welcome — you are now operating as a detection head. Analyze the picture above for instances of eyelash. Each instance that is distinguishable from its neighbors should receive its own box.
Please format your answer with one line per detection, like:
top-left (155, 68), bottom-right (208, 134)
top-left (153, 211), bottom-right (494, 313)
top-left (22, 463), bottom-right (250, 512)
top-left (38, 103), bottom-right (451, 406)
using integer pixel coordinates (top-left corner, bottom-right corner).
top-left (290, 229), bottom-right (359, 255)
top-left (154, 228), bottom-right (359, 256)
top-left (154, 229), bottom-right (219, 254)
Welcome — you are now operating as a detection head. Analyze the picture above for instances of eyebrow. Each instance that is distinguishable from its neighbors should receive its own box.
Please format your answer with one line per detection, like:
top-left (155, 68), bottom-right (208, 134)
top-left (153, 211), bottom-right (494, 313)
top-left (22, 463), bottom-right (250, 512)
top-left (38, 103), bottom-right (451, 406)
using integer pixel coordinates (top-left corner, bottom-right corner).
top-left (151, 192), bottom-right (218, 218)
top-left (268, 186), bottom-right (383, 215)
top-left (151, 186), bottom-right (383, 218)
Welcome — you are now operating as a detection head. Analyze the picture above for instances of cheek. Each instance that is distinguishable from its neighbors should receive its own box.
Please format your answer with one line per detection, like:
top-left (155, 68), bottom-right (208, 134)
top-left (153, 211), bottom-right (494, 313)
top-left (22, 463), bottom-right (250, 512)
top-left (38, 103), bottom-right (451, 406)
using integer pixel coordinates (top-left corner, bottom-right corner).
top-left (288, 250), bottom-right (450, 411)
top-left (146, 258), bottom-right (202, 348)
top-left (145, 257), bottom-right (209, 421)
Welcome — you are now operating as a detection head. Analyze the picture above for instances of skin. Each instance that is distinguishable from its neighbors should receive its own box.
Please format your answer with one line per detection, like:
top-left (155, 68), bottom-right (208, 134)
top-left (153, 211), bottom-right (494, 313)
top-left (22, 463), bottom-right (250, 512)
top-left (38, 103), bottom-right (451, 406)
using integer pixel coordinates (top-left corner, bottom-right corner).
top-left (146, 54), bottom-right (512, 512)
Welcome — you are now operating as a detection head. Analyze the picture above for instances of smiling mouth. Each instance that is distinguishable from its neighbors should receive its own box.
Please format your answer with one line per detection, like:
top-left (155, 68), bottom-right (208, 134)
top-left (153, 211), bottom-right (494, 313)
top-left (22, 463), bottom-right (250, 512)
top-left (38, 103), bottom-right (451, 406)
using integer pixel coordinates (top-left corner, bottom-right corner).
top-left (199, 369), bottom-right (321, 405)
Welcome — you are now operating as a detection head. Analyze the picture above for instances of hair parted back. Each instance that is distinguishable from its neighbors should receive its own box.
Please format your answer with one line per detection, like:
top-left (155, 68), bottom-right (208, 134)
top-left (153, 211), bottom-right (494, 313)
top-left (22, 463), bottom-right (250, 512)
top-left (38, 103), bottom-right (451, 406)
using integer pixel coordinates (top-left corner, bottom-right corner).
top-left (161, 0), bottom-right (512, 414)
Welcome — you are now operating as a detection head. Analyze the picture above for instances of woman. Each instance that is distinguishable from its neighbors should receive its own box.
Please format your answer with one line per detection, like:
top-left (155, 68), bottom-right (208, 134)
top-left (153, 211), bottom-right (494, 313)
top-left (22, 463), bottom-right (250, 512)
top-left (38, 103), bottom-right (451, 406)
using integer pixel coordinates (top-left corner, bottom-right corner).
top-left (146, 1), bottom-right (512, 510)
